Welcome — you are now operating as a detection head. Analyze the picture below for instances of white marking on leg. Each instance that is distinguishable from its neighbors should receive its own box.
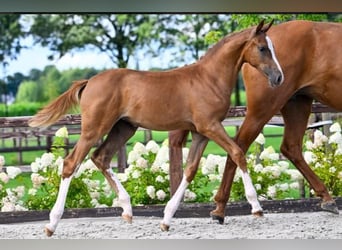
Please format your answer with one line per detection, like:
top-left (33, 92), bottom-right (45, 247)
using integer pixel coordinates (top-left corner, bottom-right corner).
top-left (239, 169), bottom-right (263, 213)
top-left (106, 168), bottom-right (132, 218)
top-left (266, 36), bottom-right (284, 84)
top-left (45, 176), bottom-right (72, 233)
top-left (161, 175), bottom-right (189, 226)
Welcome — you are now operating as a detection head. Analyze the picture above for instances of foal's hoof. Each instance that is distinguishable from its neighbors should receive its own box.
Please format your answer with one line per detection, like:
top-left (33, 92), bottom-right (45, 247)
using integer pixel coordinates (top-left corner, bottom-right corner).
top-left (160, 223), bottom-right (170, 232)
top-left (252, 210), bottom-right (264, 218)
top-left (44, 226), bottom-right (54, 237)
top-left (122, 214), bottom-right (133, 224)
top-left (210, 211), bottom-right (225, 225)
top-left (321, 200), bottom-right (339, 215)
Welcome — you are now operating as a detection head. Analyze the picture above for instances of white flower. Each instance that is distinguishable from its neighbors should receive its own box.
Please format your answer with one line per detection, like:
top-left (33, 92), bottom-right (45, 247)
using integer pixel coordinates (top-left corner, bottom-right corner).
top-left (146, 185), bottom-right (156, 199)
top-left (0, 172), bottom-right (9, 184)
top-left (255, 133), bottom-right (265, 145)
top-left (132, 142), bottom-right (148, 156)
top-left (13, 186), bottom-right (25, 199)
top-left (127, 151), bottom-right (140, 164)
top-left (286, 169), bottom-right (303, 181)
top-left (329, 167), bottom-right (337, 173)
top-left (259, 146), bottom-right (279, 161)
top-left (6, 167), bottom-right (22, 179)
top-left (305, 140), bottom-right (314, 150)
top-left (146, 140), bottom-right (160, 154)
top-left (136, 157), bottom-right (148, 169)
top-left (253, 163), bottom-right (264, 173)
top-left (313, 130), bottom-right (328, 148)
top-left (182, 147), bottom-right (189, 164)
top-left (55, 126), bottom-right (68, 138)
top-left (31, 173), bottom-right (46, 188)
top-left (0, 155), bottom-right (5, 168)
top-left (1, 200), bottom-right (15, 212)
top-left (40, 152), bottom-right (55, 169)
top-left (330, 122), bottom-right (341, 133)
top-left (160, 162), bottom-right (170, 174)
top-left (290, 182), bottom-right (299, 189)
top-left (30, 161), bottom-right (40, 173)
top-left (155, 175), bottom-right (165, 183)
top-left (254, 183), bottom-right (262, 190)
top-left (156, 190), bottom-right (166, 201)
top-left (202, 154), bottom-right (219, 175)
top-left (278, 161), bottom-right (289, 171)
top-left (131, 170), bottom-right (141, 179)
top-left (117, 173), bottom-right (128, 182)
top-left (267, 185), bottom-right (277, 198)
top-left (338, 171), bottom-right (342, 180)
top-left (152, 145), bottom-right (169, 168)
top-left (208, 174), bottom-right (220, 182)
top-left (277, 183), bottom-right (289, 191)
top-left (303, 151), bottom-right (317, 164)
top-left (55, 156), bottom-right (64, 175)
top-left (329, 132), bottom-right (342, 145)
top-left (28, 188), bottom-right (37, 196)
top-left (184, 189), bottom-right (196, 202)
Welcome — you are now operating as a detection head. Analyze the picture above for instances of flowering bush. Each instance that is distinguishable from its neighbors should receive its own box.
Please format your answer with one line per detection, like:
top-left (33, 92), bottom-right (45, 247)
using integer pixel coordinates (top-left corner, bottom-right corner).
top-left (303, 122), bottom-right (342, 196)
top-left (1, 123), bottom-right (341, 212)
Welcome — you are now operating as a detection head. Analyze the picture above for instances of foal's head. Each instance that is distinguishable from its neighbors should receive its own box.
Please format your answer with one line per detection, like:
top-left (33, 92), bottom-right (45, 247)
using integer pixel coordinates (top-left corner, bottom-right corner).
top-left (242, 20), bottom-right (284, 87)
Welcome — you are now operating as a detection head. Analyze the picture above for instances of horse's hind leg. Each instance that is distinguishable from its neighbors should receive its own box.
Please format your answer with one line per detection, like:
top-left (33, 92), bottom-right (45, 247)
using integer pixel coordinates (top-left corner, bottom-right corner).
top-left (45, 126), bottom-right (108, 236)
top-left (91, 120), bottom-right (138, 222)
top-left (160, 131), bottom-right (208, 231)
top-left (280, 96), bottom-right (339, 214)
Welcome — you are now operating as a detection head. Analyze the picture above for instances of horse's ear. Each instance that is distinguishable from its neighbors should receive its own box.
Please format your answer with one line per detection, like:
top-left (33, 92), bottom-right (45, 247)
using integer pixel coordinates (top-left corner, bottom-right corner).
top-left (255, 19), bottom-right (265, 34)
top-left (261, 19), bottom-right (274, 33)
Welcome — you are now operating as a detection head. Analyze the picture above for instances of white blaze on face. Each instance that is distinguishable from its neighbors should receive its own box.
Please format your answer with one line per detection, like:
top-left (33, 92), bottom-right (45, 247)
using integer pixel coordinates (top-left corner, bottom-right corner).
top-left (266, 36), bottom-right (284, 84)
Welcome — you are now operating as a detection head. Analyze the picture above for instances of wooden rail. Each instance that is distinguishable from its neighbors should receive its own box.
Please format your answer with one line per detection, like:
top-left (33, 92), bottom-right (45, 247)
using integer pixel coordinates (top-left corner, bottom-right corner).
top-left (0, 103), bottom-right (340, 168)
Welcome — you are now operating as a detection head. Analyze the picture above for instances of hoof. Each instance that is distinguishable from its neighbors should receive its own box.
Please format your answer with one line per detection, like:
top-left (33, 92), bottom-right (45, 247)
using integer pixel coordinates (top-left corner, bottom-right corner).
top-left (252, 210), bottom-right (264, 217)
top-left (321, 200), bottom-right (339, 215)
top-left (44, 227), bottom-right (54, 237)
top-left (210, 211), bottom-right (225, 225)
top-left (160, 223), bottom-right (170, 232)
top-left (122, 214), bottom-right (133, 223)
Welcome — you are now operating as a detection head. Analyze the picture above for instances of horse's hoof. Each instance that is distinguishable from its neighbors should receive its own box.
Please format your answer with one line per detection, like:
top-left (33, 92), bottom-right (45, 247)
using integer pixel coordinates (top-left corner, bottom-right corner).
top-left (252, 210), bottom-right (264, 217)
top-left (44, 227), bottom-right (54, 237)
top-left (160, 223), bottom-right (170, 232)
top-left (321, 200), bottom-right (339, 215)
top-left (122, 214), bottom-right (133, 223)
top-left (210, 211), bottom-right (225, 224)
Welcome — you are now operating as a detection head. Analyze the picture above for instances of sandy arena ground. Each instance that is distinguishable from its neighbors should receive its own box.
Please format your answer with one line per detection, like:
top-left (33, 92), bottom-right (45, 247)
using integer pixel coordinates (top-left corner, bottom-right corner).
top-left (0, 211), bottom-right (341, 239)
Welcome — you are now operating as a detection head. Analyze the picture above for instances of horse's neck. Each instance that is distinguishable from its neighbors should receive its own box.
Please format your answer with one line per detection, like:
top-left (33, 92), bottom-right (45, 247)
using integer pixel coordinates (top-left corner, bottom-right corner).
top-left (199, 31), bottom-right (249, 88)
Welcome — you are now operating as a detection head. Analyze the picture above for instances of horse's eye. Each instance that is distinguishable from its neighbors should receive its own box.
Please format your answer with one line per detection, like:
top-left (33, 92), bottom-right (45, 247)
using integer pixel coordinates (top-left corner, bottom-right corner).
top-left (259, 46), bottom-right (266, 52)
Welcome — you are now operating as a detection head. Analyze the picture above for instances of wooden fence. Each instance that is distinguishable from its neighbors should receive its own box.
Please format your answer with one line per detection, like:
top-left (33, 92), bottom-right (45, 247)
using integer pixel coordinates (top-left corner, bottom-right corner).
top-left (0, 103), bottom-right (340, 171)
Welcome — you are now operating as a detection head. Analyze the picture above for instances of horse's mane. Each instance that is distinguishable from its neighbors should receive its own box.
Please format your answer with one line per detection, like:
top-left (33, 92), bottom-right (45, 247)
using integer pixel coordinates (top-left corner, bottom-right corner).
top-left (200, 27), bottom-right (253, 61)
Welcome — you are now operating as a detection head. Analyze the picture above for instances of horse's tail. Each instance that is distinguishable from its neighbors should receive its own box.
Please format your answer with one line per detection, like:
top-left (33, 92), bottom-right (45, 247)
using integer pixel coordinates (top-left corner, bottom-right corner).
top-left (28, 79), bottom-right (88, 128)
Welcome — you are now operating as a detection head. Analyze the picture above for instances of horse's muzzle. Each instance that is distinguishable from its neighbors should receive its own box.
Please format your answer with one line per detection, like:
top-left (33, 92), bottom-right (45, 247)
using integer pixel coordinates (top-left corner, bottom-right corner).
top-left (268, 70), bottom-right (284, 88)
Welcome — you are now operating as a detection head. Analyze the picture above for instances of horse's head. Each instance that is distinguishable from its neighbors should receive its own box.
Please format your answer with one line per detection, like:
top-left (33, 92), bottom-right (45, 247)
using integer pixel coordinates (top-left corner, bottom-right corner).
top-left (242, 20), bottom-right (284, 87)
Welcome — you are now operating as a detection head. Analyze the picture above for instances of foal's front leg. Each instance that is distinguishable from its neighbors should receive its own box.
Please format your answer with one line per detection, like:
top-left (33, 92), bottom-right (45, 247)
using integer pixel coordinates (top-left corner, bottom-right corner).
top-left (160, 131), bottom-right (208, 231)
top-left (197, 121), bottom-right (263, 216)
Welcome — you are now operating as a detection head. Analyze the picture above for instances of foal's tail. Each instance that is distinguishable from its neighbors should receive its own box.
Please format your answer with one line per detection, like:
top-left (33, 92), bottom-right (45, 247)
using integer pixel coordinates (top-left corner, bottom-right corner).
top-left (28, 80), bottom-right (88, 128)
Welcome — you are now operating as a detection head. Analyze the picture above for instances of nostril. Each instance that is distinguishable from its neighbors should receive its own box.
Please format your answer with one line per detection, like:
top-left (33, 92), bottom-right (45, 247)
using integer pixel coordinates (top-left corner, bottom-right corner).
top-left (277, 75), bottom-right (282, 84)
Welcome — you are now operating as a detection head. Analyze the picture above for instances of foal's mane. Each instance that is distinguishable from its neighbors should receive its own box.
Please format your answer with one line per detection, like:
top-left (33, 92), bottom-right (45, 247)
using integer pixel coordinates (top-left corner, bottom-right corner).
top-left (200, 26), bottom-right (253, 61)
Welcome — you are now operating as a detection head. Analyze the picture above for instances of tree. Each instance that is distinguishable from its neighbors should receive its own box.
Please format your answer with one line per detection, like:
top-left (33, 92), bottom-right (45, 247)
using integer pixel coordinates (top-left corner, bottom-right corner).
top-left (16, 80), bottom-right (40, 103)
top-left (0, 14), bottom-right (25, 67)
top-left (29, 14), bottom-right (163, 68)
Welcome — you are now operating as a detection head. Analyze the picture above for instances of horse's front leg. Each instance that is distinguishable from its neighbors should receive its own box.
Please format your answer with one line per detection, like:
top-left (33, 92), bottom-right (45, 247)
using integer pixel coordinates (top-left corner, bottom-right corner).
top-left (198, 121), bottom-right (263, 218)
top-left (160, 131), bottom-right (208, 231)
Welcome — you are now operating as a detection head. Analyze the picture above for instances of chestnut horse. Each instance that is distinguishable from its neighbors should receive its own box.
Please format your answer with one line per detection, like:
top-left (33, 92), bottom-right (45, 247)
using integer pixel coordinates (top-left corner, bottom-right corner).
top-left (29, 20), bottom-right (283, 236)
top-left (170, 20), bottom-right (342, 224)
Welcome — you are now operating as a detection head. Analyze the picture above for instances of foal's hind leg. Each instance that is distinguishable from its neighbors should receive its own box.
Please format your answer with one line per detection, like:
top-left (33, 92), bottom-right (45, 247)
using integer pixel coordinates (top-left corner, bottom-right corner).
top-left (45, 127), bottom-right (108, 236)
top-left (91, 120), bottom-right (138, 222)
top-left (280, 96), bottom-right (339, 214)
top-left (196, 121), bottom-right (263, 216)
top-left (160, 131), bottom-right (208, 231)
